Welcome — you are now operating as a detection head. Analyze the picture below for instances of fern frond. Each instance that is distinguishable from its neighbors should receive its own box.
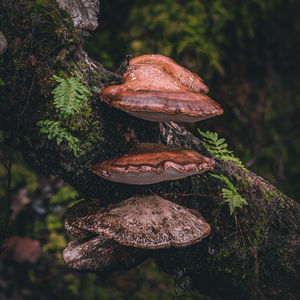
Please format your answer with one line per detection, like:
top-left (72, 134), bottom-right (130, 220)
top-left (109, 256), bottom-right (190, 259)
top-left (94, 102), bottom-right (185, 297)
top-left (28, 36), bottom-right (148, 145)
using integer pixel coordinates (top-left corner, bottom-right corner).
top-left (210, 173), bottom-right (248, 215)
top-left (198, 129), bottom-right (249, 172)
top-left (52, 75), bottom-right (90, 119)
top-left (39, 120), bottom-right (80, 156)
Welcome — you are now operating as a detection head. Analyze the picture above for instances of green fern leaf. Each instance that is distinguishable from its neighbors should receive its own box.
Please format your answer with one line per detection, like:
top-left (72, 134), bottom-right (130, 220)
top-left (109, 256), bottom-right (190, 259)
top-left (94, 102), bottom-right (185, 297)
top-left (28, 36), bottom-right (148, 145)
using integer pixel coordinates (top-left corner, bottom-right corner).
top-left (39, 120), bottom-right (80, 156)
top-left (52, 75), bottom-right (90, 119)
top-left (210, 173), bottom-right (248, 215)
top-left (198, 129), bottom-right (249, 172)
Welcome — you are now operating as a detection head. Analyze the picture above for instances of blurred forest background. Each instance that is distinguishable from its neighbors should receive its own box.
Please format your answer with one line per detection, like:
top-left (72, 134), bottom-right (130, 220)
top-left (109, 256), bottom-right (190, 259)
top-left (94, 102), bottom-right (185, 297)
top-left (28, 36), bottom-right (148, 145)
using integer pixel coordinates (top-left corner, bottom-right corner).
top-left (0, 0), bottom-right (299, 299)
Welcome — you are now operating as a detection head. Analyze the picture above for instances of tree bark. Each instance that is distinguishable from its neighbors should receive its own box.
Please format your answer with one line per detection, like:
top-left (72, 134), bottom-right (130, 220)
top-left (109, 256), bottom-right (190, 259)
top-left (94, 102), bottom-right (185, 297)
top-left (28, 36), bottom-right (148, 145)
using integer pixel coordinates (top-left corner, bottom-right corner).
top-left (0, 1), bottom-right (299, 299)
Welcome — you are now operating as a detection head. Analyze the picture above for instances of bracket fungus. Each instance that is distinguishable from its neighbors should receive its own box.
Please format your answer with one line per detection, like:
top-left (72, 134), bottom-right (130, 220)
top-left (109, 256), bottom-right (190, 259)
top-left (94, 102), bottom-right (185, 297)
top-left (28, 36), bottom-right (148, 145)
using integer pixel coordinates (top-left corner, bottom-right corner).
top-left (101, 54), bottom-right (223, 122)
top-left (90, 143), bottom-right (215, 185)
top-left (65, 194), bottom-right (211, 249)
top-left (128, 54), bottom-right (209, 93)
top-left (63, 235), bottom-right (147, 273)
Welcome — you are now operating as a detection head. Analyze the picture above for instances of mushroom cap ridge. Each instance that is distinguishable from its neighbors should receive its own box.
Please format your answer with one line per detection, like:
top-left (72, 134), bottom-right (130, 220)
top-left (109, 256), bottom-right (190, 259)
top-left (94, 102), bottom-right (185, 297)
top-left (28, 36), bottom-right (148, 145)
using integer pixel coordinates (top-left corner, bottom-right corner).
top-left (101, 54), bottom-right (223, 123)
top-left (127, 54), bottom-right (209, 93)
top-left (65, 194), bottom-right (211, 249)
top-left (90, 143), bottom-right (215, 185)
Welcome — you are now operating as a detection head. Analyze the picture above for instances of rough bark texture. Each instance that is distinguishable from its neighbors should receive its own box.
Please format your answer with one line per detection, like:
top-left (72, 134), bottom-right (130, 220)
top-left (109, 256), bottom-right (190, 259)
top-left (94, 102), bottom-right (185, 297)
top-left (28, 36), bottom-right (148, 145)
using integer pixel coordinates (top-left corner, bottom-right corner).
top-left (0, 1), bottom-right (299, 299)
top-left (56, 0), bottom-right (100, 30)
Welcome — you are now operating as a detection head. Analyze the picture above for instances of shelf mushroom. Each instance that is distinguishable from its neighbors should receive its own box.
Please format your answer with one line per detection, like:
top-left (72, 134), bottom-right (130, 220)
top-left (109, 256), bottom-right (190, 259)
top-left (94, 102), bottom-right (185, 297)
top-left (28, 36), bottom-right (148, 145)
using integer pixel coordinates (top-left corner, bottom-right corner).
top-left (63, 235), bottom-right (147, 273)
top-left (90, 143), bottom-right (215, 185)
top-left (127, 54), bottom-right (210, 94)
top-left (101, 54), bottom-right (223, 122)
top-left (64, 194), bottom-right (211, 249)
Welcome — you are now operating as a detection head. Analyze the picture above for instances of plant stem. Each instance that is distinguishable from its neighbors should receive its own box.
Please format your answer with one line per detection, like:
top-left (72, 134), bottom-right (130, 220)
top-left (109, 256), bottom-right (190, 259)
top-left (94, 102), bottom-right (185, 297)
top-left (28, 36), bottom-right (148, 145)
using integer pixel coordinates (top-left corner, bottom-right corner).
top-left (0, 150), bottom-right (13, 252)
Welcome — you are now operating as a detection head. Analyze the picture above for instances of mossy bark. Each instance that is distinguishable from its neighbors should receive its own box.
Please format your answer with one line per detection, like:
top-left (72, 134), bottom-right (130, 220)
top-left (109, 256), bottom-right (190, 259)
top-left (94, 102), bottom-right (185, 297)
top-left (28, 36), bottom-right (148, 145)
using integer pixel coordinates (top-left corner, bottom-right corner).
top-left (0, 1), bottom-right (299, 299)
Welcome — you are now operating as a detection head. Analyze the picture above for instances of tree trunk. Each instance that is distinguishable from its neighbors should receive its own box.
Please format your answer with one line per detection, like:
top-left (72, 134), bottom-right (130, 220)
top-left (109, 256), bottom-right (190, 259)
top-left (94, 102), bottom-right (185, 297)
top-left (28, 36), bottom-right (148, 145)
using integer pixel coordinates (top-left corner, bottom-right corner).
top-left (0, 1), bottom-right (299, 299)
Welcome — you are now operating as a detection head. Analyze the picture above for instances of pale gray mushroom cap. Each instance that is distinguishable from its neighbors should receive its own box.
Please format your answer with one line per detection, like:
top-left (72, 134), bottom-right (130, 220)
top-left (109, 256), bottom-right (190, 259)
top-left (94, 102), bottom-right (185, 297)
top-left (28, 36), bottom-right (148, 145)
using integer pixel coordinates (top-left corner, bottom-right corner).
top-left (63, 235), bottom-right (146, 273)
top-left (65, 194), bottom-right (211, 249)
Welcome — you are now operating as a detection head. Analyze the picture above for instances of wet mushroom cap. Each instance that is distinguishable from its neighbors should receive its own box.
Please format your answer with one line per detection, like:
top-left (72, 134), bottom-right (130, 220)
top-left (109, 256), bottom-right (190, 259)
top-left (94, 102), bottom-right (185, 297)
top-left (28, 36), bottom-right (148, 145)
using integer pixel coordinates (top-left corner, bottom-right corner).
top-left (63, 235), bottom-right (147, 273)
top-left (102, 87), bottom-right (222, 122)
top-left (90, 143), bottom-right (215, 185)
top-left (101, 54), bottom-right (223, 122)
top-left (65, 194), bottom-right (211, 249)
top-left (127, 54), bottom-right (209, 93)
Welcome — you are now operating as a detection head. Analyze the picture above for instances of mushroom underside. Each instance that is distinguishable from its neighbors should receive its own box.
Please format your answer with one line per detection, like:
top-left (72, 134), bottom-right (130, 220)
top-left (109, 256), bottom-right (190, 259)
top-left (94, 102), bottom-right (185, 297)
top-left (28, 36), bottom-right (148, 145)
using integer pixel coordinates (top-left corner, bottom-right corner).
top-left (103, 90), bottom-right (223, 123)
top-left (127, 111), bottom-right (216, 122)
top-left (101, 167), bottom-right (199, 184)
top-left (90, 143), bottom-right (215, 185)
top-left (63, 235), bottom-right (147, 273)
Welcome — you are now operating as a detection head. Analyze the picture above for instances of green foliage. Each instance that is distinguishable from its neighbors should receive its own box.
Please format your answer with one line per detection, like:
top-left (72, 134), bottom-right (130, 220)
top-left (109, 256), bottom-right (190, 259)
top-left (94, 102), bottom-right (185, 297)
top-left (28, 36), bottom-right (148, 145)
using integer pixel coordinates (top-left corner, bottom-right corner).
top-left (210, 173), bottom-right (248, 215)
top-left (124, 0), bottom-right (228, 76)
top-left (45, 214), bottom-right (63, 231)
top-left (52, 75), bottom-right (90, 120)
top-left (39, 120), bottom-right (80, 156)
top-left (0, 155), bottom-right (37, 200)
top-left (50, 186), bottom-right (79, 207)
top-left (262, 188), bottom-right (288, 204)
top-left (38, 75), bottom-right (91, 156)
top-left (198, 129), bottom-right (249, 172)
top-left (23, 136), bottom-right (32, 147)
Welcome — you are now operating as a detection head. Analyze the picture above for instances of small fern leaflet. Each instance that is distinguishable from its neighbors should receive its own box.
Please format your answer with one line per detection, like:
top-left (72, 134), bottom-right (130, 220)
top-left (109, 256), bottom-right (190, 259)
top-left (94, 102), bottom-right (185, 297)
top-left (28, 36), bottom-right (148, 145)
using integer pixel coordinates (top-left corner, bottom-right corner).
top-left (39, 120), bottom-right (80, 156)
top-left (210, 173), bottom-right (248, 215)
top-left (198, 129), bottom-right (248, 171)
top-left (52, 75), bottom-right (90, 119)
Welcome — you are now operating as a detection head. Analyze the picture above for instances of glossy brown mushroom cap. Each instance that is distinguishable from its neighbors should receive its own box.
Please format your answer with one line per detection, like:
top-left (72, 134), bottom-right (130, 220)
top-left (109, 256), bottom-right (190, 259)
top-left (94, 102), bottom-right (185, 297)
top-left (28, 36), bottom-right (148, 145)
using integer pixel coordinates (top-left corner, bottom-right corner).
top-left (128, 54), bottom-right (209, 93)
top-left (90, 143), bottom-right (215, 185)
top-left (65, 195), bottom-right (211, 249)
top-left (102, 87), bottom-right (222, 122)
top-left (101, 54), bottom-right (223, 122)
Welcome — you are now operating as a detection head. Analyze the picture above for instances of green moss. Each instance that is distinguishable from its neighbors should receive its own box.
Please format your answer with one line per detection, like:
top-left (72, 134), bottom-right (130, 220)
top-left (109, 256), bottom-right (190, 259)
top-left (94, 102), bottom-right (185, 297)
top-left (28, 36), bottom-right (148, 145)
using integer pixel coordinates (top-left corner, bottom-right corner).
top-left (261, 188), bottom-right (288, 204)
top-left (216, 246), bottom-right (233, 261)
top-left (78, 118), bottom-right (104, 156)
top-left (262, 189), bottom-right (272, 203)
top-left (246, 214), bottom-right (269, 248)
top-left (235, 175), bottom-right (253, 192)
